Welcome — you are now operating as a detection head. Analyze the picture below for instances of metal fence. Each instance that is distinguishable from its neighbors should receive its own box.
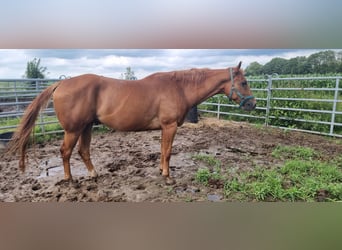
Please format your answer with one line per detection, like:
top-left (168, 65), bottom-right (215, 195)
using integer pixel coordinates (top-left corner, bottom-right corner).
top-left (199, 75), bottom-right (342, 138)
top-left (0, 79), bottom-right (62, 138)
top-left (1, 76), bottom-right (342, 139)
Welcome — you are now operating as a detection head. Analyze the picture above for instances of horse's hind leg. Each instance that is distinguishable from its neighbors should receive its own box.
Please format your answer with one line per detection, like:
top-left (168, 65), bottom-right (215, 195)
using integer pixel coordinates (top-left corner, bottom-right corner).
top-left (78, 123), bottom-right (97, 178)
top-left (60, 131), bottom-right (80, 181)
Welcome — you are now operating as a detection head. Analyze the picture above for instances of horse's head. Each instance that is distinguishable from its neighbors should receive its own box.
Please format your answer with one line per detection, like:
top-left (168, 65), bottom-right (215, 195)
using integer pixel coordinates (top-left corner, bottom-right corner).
top-left (224, 62), bottom-right (256, 111)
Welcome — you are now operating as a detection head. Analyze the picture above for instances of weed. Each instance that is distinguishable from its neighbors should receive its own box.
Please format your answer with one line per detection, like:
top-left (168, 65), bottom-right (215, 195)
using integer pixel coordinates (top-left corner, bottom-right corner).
top-left (244, 169), bottom-right (284, 201)
top-left (223, 177), bottom-right (242, 197)
top-left (272, 145), bottom-right (317, 160)
top-left (167, 187), bottom-right (174, 194)
top-left (184, 196), bottom-right (193, 202)
top-left (195, 167), bottom-right (211, 185)
top-left (193, 154), bottom-right (224, 186)
top-left (192, 154), bottom-right (221, 168)
top-left (193, 146), bottom-right (342, 201)
top-left (222, 158), bottom-right (342, 201)
top-left (253, 123), bottom-right (265, 130)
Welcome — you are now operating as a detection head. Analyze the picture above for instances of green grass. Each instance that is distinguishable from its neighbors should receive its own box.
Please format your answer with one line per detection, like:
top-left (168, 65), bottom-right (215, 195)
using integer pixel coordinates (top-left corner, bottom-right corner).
top-left (192, 154), bottom-right (221, 168)
top-left (271, 145), bottom-right (317, 160)
top-left (0, 116), bottom-right (62, 134)
top-left (193, 154), bottom-right (223, 185)
top-left (194, 146), bottom-right (342, 201)
top-left (224, 160), bottom-right (342, 201)
top-left (252, 123), bottom-right (266, 130)
top-left (0, 117), bottom-right (21, 128)
top-left (195, 168), bottom-right (211, 185)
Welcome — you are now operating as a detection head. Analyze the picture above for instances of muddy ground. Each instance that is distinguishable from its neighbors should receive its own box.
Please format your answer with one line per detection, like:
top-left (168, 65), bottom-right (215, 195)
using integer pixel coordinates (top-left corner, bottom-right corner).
top-left (0, 118), bottom-right (341, 202)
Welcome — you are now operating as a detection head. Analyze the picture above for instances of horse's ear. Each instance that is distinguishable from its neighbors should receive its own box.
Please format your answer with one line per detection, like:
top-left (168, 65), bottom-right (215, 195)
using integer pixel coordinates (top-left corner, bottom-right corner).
top-left (237, 61), bottom-right (242, 69)
top-left (232, 61), bottom-right (242, 74)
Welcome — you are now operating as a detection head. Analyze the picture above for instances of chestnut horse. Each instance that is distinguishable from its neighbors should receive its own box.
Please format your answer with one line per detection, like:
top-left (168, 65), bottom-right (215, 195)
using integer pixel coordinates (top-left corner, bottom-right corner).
top-left (6, 62), bottom-right (256, 184)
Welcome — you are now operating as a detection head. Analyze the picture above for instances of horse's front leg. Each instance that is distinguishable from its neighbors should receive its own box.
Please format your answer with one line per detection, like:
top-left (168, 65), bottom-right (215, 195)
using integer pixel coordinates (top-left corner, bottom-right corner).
top-left (160, 122), bottom-right (177, 185)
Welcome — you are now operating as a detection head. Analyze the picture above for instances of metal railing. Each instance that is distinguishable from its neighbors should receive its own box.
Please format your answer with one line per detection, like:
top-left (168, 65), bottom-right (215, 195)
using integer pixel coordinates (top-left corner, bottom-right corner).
top-left (199, 76), bottom-right (342, 138)
top-left (1, 76), bottom-right (342, 139)
top-left (0, 79), bottom-right (62, 137)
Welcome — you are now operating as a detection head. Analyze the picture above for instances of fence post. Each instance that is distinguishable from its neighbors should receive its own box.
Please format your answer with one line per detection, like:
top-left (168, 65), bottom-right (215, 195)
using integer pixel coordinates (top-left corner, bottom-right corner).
top-left (330, 78), bottom-right (340, 136)
top-left (265, 76), bottom-right (273, 126)
top-left (217, 96), bottom-right (221, 119)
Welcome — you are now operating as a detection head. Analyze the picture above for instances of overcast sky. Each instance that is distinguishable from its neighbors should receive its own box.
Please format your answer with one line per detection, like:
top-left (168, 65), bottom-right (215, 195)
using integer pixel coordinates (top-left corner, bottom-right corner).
top-left (0, 49), bottom-right (333, 79)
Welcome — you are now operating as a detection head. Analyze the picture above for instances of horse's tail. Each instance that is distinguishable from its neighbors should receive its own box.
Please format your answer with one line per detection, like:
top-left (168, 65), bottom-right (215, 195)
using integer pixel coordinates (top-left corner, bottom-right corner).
top-left (5, 81), bottom-right (61, 171)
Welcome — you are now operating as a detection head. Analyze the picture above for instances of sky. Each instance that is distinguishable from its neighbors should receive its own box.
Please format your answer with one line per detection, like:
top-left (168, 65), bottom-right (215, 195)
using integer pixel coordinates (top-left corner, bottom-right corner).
top-left (1, 0), bottom-right (341, 48)
top-left (0, 49), bottom-right (331, 79)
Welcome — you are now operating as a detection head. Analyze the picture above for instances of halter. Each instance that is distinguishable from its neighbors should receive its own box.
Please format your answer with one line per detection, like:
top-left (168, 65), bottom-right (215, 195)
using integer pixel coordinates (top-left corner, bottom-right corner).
top-left (228, 67), bottom-right (255, 108)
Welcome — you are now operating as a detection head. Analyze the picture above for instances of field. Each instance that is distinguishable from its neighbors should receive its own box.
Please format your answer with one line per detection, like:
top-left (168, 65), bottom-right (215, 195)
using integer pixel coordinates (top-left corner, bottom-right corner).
top-left (1, 118), bottom-right (341, 202)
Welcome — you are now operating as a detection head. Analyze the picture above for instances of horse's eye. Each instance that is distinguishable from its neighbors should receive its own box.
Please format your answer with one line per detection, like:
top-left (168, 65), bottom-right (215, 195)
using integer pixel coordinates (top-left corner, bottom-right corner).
top-left (241, 81), bottom-right (247, 87)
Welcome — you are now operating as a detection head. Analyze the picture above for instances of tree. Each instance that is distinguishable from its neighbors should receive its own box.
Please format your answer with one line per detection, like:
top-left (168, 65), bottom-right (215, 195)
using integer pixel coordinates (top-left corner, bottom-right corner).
top-left (336, 51), bottom-right (342, 73)
top-left (121, 67), bottom-right (137, 80)
top-left (262, 57), bottom-right (288, 75)
top-left (285, 56), bottom-right (309, 75)
top-left (24, 58), bottom-right (47, 79)
top-left (245, 62), bottom-right (263, 76)
top-left (307, 50), bottom-right (337, 74)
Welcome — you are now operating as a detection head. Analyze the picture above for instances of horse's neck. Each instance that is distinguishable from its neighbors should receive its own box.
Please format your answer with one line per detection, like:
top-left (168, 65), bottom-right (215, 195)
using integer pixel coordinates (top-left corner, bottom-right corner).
top-left (184, 69), bottom-right (227, 106)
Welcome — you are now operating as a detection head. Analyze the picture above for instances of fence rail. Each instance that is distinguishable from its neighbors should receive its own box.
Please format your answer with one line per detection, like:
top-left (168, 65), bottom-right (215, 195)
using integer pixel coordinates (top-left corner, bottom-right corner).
top-left (1, 76), bottom-right (342, 139)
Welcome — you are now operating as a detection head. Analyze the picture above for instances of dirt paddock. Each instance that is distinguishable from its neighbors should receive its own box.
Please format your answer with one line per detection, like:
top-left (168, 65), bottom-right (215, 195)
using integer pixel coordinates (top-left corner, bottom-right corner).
top-left (0, 118), bottom-right (341, 202)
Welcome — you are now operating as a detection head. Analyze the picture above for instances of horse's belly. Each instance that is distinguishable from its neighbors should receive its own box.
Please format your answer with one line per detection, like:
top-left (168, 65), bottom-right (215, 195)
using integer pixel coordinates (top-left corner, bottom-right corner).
top-left (99, 115), bottom-right (161, 132)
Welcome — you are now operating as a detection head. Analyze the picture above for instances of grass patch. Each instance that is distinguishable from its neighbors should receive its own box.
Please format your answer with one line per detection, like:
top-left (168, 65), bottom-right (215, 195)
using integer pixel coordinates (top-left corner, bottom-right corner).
top-left (271, 145), bottom-right (317, 160)
top-left (192, 154), bottom-right (221, 168)
top-left (252, 123), bottom-right (267, 130)
top-left (194, 146), bottom-right (342, 201)
top-left (195, 168), bottom-right (211, 186)
top-left (224, 160), bottom-right (342, 201)
top-left (193, 154), bottom-right (223, 186)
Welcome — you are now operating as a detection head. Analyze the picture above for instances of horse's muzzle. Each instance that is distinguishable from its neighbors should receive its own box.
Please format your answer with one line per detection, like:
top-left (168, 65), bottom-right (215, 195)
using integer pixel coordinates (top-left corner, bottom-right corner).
top-left (241, 99), bottom-right (256, 111)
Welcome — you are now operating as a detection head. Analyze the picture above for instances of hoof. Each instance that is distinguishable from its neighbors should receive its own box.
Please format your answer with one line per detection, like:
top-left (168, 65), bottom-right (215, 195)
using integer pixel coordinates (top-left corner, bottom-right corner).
top-left (19, 165), bottom-right (25, 173)
top-left (164, 176), bottom-right (176, 186)
top-left (55, 178), bottom-right (73, 186)
top-left (88, 170), bottom-right (98, 178)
